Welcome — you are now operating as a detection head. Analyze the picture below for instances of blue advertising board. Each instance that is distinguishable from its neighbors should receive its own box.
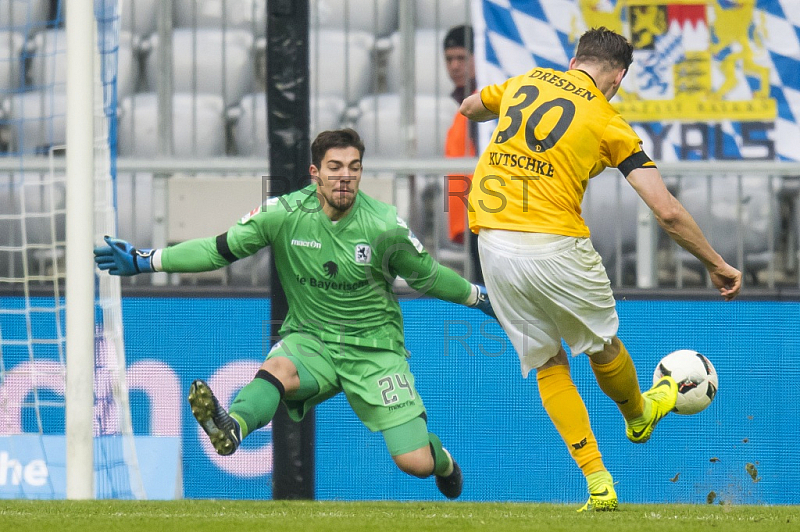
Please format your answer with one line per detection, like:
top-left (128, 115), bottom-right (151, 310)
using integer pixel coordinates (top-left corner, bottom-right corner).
top-left (1, 296), bottom-right (798, 504)
top-left (0, 435), bottom-right (180, 499)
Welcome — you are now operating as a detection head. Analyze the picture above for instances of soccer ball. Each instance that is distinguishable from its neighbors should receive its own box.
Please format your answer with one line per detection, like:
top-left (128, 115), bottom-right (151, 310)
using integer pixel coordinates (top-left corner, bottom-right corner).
top-left (652, 350), bottom-right (718, 415)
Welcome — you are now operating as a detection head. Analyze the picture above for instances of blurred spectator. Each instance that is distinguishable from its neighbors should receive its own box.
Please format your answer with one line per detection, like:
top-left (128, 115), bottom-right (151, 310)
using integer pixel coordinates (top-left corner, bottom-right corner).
top-left (443, 24), bottom-right (482, 282)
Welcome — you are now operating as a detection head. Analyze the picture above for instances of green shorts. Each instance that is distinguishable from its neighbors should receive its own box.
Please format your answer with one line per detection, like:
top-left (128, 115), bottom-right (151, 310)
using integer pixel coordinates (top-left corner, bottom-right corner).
top-left (267, 332), bottom-right (426, 432)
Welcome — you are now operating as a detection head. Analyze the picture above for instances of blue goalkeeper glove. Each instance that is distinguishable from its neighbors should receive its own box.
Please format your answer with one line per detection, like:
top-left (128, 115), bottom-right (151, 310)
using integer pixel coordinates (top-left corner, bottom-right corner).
top-left (468, 284), bottom-right (496, 319)
top-left (94, 235), bottom-right (156, 276)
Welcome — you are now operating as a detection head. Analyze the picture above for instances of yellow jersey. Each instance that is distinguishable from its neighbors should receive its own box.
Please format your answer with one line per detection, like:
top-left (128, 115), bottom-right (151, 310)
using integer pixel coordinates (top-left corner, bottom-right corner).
top-left (468, 68), bottom-right (655, 237)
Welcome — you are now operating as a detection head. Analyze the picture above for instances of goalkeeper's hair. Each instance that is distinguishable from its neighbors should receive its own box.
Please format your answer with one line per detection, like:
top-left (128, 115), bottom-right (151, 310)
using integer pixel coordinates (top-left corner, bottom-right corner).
top-left (311, 128), bottom-right (366, 169)
top-left (575, 27), bottom-right (634, 72)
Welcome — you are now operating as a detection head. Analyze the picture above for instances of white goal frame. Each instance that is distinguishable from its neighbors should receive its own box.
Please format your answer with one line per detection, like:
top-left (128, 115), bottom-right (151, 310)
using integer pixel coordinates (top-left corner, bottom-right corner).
top-left (65, 0), bottom-right (95, 500)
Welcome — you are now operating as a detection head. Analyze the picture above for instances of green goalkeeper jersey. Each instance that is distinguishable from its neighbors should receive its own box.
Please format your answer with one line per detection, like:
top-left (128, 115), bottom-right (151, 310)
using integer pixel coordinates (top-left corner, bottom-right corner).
top-left (160, 184), bottom-right (473, 348)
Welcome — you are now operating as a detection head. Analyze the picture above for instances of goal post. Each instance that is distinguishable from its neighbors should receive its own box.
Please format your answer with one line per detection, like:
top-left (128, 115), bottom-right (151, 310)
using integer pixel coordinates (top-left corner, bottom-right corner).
top-left (0, 0), bottom-right (144, 500)
top-left (65, 0), bottom-right (96, 500)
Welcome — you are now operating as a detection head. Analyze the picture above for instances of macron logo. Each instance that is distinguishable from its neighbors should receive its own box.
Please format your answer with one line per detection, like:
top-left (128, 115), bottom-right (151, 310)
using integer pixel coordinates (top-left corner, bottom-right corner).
top-left (291, 239), bottom-right (322, 249)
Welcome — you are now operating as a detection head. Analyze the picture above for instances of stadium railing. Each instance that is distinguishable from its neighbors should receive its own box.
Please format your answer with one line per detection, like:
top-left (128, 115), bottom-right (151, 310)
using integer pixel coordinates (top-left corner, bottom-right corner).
top-left (1, 157), bottom-right (798, 291)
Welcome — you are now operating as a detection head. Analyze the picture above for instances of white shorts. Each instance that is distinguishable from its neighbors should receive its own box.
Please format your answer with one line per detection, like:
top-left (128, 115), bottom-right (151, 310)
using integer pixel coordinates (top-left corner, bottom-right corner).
top-left (478, 229), bottom-right (619, 377)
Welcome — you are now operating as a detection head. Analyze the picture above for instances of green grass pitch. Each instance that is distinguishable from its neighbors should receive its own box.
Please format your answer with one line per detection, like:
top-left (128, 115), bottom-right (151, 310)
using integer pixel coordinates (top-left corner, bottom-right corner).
top-left (0, 501), bottom-right (796, 531)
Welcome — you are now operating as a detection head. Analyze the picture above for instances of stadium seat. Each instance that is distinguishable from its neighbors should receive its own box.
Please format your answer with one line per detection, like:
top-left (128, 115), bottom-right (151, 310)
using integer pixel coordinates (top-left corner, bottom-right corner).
top-left (26, 29), bottom-right (66, 92)
top-left (120, 0), bottom-right (159, 37)
top-left (309, 30), bottom-right (375, 105)
top-left (233, 92), bottom-right (346, 157)
top-left (0, 169), bottom-right (66, 279)
top-left (144, 28), bottom-right (255, 106)
top-left (5, 89), bottom-right (67, 153)
top-left (414, 0), bottom-right (471, 29)
top-left (28, 29), bottom-right (137, 100)
top-left (0, 31), bottom-right (25, 91)
top-left (353, 93), bottom-right (458, 158)
top-left (676, 175), bottom-right (780, 284)
top-left (115, 171), bottom-right (154, 248)
top-left (309, 96), bottom-right (348, 136)
top-left (173, 0), bottom-right (267, 37)
top-left (311, 0), bottom-right (398, 37)
top-left (581, 170), bottom-right (639, 283)
top-left (101, 30), bottom-right (138, 101)
top-left (118, 92), bottom-right (227, 157)
top-left (0, 0), bottom-right (50, 36)
top-left (0, 170), bottom-right (65, 221)
top-left (231, 92), bottom-right (269, 158)
top-left (386, 29), bottom-right (454, 97)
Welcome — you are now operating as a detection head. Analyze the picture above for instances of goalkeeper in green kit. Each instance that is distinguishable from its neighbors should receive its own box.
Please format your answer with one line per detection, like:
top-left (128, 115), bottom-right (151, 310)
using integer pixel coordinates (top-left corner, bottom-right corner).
top-left (94, 128), bottom-right (496, 499)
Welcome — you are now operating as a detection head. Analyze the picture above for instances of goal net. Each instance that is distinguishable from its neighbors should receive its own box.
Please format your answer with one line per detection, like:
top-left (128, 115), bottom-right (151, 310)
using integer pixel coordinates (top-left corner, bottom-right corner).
top-left (0, 0), bottom-right (144, 499)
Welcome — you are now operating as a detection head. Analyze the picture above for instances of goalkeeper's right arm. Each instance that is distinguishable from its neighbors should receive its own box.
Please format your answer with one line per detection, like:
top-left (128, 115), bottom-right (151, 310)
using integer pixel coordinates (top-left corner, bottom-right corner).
top-left (94, 234), bottom-right (233, 276)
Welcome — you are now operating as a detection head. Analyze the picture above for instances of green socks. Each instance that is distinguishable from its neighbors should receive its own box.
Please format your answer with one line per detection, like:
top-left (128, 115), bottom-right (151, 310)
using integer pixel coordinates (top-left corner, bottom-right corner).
top-left (229, 373), bottom-right (283, 438)
top-left (428, 432), bottom-right (454, 477)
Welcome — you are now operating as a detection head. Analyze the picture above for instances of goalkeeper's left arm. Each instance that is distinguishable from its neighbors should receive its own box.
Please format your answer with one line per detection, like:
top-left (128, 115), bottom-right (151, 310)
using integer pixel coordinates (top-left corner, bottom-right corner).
top-left (94, 196), bottom-right (280, 276)
top-left (96, 191), bottom-right (293, 276)
top-left (94, 233), bottom-right (241, 276)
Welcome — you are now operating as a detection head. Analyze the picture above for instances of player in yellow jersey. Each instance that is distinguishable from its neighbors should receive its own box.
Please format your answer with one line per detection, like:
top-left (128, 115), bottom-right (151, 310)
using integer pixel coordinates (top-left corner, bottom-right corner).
top-left (460, 27), bottom-right (742, 511)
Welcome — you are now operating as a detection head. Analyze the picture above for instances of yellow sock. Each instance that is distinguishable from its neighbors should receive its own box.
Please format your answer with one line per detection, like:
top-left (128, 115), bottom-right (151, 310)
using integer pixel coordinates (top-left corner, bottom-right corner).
top-left (590, 340), bottom-right (644, 421)
top-left (537, 365), bottom-right (605, 477)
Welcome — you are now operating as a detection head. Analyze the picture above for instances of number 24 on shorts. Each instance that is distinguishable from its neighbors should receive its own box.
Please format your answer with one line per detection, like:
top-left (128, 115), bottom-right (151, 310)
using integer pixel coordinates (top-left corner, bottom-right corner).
top-left (378, 374), bottom-right (415, 405)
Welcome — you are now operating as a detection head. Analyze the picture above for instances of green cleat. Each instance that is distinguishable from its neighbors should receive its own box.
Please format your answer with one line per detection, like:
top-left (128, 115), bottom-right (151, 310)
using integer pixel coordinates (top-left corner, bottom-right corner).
top-left (188, 379), bottom-right (242, 456)
top-left (626, 376), bottom-right (678, 444)
top-left (577, 482), bottom-right (618, 512)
